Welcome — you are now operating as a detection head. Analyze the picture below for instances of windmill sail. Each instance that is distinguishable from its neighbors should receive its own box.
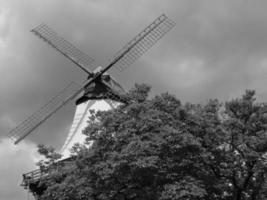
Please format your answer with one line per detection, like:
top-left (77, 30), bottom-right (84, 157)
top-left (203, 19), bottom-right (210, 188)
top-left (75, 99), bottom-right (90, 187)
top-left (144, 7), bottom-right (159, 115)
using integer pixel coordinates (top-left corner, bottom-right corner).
top-left (7, 82), bottom-right (85, 144)
top-left (109, 14), bottom-right (175, 72)
top-left (31, 24), bottom-right (94, 75)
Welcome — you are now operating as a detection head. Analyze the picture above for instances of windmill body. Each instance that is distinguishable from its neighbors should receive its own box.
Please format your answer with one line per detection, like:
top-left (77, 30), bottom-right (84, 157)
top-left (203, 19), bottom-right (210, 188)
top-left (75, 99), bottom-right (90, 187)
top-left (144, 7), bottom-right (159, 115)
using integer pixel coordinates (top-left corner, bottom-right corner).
top-left (59, 66), bottom-right (124, 158)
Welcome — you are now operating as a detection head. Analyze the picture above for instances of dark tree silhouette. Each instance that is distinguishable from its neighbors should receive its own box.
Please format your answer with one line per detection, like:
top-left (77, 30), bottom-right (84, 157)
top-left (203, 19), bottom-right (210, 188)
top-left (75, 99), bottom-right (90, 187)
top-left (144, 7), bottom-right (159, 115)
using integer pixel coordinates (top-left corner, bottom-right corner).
top-left (37, 85), bottom-right (267, 200)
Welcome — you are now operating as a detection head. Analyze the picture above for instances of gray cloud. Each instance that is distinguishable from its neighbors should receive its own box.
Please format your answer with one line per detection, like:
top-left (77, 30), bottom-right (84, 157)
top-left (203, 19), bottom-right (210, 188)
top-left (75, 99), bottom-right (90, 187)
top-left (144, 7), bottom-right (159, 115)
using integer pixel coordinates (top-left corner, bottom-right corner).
top-left (0, 138), bottom-right (40, 200)
top-left (1, 0), bottom-right (267, 199)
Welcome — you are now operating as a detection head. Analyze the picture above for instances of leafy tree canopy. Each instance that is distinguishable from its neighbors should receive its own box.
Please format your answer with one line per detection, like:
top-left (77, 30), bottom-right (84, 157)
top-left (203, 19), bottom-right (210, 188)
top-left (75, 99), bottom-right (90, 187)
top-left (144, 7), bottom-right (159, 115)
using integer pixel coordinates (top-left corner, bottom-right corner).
top-left (37, 84), bottom-right (267, 200)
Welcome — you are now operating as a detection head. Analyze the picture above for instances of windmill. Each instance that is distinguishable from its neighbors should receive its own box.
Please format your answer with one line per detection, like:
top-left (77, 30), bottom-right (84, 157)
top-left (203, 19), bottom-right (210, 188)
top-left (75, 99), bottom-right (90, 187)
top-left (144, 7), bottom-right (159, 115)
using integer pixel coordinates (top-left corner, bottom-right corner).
top-left (7, 14), bottom-right (175, 154)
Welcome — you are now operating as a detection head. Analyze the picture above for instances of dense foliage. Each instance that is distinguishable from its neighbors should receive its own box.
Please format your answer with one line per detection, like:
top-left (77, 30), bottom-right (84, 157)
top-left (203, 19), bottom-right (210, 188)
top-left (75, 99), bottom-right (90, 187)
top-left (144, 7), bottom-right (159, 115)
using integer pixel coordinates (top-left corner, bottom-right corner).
top-left (37, 84), bottom-right (267, 200)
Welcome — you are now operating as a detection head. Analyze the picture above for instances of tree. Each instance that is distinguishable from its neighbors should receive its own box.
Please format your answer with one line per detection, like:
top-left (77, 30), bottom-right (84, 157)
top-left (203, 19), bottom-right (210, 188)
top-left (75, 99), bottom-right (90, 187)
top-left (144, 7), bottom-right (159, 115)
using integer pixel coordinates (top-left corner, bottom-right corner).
top-left (37, 85), bottom-right (267, 200)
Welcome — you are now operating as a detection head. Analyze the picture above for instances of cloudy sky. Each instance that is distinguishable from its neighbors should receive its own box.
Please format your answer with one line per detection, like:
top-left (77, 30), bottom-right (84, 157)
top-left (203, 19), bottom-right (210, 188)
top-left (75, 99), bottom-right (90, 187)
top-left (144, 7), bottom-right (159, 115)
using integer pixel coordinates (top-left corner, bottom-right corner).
top-left (1, 0), bottom-right (267, 199)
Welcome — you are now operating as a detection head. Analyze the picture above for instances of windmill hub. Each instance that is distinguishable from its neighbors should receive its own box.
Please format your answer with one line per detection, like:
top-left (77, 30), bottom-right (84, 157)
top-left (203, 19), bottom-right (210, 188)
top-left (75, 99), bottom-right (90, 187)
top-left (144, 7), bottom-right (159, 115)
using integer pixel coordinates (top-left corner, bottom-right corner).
top-left (76, 75), bottom-right (116, 104)
top-left (73, 65), bottom-right (125, 105)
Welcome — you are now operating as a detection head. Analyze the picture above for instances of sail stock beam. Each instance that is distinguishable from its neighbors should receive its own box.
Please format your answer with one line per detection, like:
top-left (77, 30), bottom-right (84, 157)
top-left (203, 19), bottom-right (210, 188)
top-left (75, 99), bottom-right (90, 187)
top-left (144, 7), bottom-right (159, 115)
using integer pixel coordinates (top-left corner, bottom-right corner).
top-left (107, 14), bottom-right (175, 72)
top-left (7, 82), bottom-right (84, 144)
top-left (31, 24), bottom-right (94, 75)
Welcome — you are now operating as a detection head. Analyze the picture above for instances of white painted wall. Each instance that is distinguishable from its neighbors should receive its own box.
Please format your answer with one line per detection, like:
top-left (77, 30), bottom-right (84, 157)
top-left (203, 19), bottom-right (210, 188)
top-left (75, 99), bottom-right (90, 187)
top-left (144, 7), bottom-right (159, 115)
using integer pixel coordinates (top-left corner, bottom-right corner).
top-left (60, 100), bottom-right (117, 158)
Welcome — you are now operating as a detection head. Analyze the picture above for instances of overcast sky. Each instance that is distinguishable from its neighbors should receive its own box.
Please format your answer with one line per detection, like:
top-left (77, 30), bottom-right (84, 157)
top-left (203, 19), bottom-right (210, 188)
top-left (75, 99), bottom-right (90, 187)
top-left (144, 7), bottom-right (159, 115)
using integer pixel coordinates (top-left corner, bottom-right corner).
top-left (1, 0), bottom-right (267, 199)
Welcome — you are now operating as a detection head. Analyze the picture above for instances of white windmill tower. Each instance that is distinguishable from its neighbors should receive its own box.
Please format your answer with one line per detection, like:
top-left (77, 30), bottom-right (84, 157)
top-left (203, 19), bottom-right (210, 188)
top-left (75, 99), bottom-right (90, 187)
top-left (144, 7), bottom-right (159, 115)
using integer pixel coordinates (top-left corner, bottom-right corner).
top-left (7, 14), bottom-right (175, 158)
top-left (59, 66), bottom-right (125, 158)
